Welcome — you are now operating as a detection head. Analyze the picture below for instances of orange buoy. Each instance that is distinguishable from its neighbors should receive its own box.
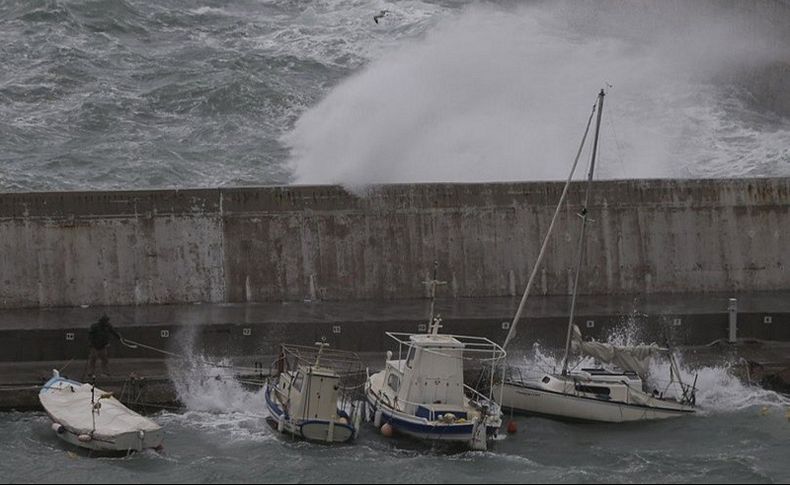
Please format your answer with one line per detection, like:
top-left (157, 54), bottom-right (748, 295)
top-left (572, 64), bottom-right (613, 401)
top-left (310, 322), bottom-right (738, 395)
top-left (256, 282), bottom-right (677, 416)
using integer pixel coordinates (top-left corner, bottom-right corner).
top-left (507, 420), bottom-right (518, 434)
top-left (381, 423), bottom-right (394, 437)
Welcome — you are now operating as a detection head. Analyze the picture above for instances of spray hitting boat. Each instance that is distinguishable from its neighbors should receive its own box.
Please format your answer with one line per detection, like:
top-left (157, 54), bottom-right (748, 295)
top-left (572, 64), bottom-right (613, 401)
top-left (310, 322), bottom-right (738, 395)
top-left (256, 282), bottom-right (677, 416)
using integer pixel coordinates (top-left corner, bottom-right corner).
top-left (264, 341), bottom-right (365, 443)
top-left (39, 370), bottom-right (163, 453)
top-left (365, 265), bottom-right (507, 450)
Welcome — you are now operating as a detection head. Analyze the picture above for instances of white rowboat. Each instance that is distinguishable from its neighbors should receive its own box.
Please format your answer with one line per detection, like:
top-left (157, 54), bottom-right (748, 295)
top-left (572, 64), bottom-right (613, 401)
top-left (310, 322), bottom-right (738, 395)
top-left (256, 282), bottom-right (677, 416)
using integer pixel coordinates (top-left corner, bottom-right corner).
top-left (39, 370), bottom-right (163, 453)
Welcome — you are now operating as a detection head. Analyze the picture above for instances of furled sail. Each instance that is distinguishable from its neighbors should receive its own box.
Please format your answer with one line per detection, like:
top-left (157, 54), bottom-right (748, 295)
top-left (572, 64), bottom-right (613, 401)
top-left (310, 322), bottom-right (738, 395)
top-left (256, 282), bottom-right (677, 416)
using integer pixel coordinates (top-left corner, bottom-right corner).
top-left (570, 325), bottom-right (667, 379)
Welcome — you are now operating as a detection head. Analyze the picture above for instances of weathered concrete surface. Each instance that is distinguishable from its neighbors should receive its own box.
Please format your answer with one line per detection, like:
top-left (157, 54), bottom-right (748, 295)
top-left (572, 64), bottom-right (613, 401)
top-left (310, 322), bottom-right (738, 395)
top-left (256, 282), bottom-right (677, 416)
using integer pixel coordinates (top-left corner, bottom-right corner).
top-left (0, 178), bottom-right (788, 308)
top-left (1, 292), bottom-right (789, 364)
top-left (0, 190), bottom-right (225, 307)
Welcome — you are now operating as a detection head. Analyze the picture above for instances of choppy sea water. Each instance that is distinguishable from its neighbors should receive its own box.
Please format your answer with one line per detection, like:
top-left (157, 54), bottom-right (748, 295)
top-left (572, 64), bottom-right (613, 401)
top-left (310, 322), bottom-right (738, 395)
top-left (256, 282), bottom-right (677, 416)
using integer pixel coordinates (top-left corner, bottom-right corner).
top-left (1, 0), bottom-right (790, 191)
top-left (2, 407), bottom-right (789, 484)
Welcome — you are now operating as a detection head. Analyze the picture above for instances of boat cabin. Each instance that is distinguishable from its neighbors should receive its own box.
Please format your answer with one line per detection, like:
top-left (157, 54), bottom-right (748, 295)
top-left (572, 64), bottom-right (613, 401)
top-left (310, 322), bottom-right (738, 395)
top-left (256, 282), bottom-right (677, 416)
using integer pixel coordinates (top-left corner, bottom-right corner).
top-left (566, 368), bottom-right (643, 402)
top-left (276, 364), bottom-right (342, 421)
top-left (381, 333), bottom-right (467, 421)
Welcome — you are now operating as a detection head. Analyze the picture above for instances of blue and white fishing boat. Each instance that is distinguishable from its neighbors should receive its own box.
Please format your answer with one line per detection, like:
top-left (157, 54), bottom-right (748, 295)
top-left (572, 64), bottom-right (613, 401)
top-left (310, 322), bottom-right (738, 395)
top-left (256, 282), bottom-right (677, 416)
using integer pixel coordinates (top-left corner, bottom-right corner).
top-left (264, 341), bottom-right (365, 444)
top-left (365, 267), bottom-right (507, 450)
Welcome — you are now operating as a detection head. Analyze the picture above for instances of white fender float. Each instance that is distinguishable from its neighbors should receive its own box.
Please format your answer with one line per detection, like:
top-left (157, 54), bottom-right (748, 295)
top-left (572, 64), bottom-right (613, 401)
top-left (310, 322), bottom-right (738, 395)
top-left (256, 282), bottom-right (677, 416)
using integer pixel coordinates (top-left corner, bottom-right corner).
top-left (373, 409), bottom-right (383, 428)
top-left (469, 418), bottom-right (487, 451)
top-left (277, 415), bottom-right (285, 433)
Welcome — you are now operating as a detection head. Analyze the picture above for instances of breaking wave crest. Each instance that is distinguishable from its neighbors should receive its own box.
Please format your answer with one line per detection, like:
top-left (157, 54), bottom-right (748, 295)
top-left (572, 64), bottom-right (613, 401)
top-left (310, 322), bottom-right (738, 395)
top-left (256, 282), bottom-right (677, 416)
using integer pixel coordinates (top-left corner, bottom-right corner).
top-left (164, 328), bottom-right (271, 441)
top-left (286, 0), bottom-right (790, 188)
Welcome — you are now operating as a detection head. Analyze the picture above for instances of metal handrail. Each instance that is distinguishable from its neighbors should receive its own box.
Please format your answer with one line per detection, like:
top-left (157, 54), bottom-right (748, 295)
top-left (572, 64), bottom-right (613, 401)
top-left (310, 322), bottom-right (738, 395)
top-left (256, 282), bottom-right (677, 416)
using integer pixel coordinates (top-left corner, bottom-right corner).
top-left (463, 384), bottom-right (500, 410)
top-left (385, 332), bottom-right (507, 364)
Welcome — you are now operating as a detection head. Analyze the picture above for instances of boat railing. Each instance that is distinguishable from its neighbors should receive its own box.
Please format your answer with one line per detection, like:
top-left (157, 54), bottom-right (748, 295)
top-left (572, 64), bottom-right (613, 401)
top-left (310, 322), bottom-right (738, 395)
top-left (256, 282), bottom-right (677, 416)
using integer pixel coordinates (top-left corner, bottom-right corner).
top-left (271, 378), bottom-right (290, 403)
top-left (277, 344), bottom-right (364, 374)
top-left (463, 384), bottom-right (500, 411)
top-left (385, 332), bottom-right (506, 364)
top-left (503, 364), bottom-right (546, 386)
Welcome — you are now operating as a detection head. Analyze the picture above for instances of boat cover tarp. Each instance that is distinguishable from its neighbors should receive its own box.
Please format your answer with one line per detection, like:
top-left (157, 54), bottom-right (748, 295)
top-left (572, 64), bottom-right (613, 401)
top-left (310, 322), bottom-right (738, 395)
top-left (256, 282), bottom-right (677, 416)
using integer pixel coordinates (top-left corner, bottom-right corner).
top-left (570, 325), bottom-right (668, 379)
top-left (39, 379), bottom-right (160, 439)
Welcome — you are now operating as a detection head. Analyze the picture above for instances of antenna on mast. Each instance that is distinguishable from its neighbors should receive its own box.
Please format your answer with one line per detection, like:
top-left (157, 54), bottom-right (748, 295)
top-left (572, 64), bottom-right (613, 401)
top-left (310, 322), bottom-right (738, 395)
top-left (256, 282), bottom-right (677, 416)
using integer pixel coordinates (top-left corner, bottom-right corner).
top-left (314, 337), bottom-right (329, 367)
top-left (422, 261), bottom-right (447, 334)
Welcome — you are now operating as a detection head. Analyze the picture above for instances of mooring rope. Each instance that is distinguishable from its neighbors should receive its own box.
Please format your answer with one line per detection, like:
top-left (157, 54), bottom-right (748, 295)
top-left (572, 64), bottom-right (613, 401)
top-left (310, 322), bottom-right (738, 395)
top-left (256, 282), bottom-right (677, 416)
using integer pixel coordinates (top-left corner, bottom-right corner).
top-left (0, 385), bottom-right (42, 392)
top-left (119, 337), bottom-right (263, 374)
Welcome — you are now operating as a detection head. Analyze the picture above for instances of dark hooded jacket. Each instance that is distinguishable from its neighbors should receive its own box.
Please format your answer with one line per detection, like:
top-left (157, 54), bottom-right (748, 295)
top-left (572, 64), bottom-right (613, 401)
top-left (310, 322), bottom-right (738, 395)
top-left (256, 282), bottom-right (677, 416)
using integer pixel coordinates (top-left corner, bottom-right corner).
top-left (89, 317), bottom-right (120, 350)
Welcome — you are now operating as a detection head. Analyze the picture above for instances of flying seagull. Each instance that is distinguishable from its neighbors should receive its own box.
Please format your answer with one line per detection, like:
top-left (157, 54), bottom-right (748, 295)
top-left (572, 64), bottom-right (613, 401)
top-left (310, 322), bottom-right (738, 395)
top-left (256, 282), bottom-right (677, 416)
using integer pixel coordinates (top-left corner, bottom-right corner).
top-left (373, 10), bottom-right (388, 24)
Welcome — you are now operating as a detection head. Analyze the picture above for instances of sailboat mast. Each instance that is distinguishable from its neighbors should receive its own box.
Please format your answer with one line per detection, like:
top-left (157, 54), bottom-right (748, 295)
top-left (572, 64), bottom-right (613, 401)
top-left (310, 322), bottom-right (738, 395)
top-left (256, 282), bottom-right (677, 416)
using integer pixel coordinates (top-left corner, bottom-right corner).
top-left (561, 89), bottom-right (605, 376)
top-left (429, 261), bottom-right (438, 328)
top-left (501, 99), bottom-right (599, 351)
top-left (425, 261), bottom-right (446, 334)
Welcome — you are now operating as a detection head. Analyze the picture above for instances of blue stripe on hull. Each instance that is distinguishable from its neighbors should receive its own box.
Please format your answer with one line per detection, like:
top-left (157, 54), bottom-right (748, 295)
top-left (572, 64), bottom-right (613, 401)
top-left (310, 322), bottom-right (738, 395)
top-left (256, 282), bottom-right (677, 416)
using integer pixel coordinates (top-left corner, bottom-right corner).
top-left (367, 393), bottom-right (499, 441)
top-left (264, 384), bottom-right (287, 420)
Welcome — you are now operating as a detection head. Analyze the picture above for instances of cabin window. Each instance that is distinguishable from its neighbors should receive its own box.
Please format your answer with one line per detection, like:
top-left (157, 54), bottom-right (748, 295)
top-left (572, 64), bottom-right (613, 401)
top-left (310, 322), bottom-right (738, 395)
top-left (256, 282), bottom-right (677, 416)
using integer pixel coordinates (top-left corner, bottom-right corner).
top-left (406, 347), bottom-right (416, 368)
top-left (542, 376), bottom-right (551, 384)
top-left (292, 373), bottom-right (304, 392)
top-left (387, 374), bottom-right (401, 393)
top-left (575, 384), bottom-right (610, 396)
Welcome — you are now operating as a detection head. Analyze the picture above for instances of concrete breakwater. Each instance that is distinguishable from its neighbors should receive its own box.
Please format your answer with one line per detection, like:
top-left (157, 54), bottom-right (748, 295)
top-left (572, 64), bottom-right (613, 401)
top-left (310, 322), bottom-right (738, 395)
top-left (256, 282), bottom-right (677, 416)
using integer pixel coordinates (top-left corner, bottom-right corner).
top-left (1, 178), bottom-right (789, 410)
top-left (0, 178), bottom-right (788, 308)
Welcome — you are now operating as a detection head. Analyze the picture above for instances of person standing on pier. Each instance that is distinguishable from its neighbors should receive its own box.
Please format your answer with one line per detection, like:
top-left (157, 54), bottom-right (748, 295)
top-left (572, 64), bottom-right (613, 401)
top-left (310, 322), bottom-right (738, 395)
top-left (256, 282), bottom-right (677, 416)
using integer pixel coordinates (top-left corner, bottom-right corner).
top-left (87, 315), bottom-right (122, 378)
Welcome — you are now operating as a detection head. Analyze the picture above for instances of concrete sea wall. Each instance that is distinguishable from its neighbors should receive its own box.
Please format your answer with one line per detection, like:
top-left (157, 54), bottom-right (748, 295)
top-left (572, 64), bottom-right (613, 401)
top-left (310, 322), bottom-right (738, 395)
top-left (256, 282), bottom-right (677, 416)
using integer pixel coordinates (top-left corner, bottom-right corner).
top-left (0, 178), bottom-right (788, 308)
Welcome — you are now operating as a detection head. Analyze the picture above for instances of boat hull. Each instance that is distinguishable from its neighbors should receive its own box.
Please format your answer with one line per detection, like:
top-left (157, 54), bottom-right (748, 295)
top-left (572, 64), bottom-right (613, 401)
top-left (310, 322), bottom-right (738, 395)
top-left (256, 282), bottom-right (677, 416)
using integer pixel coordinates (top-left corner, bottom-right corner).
top-left (365, 386), bottom-right (499, 444)
top-left (496, 381), bottom-right (695, 423)
top-left (40, 374), bottom-right (163, 453)
top-left (49, 422), bottom-right (164, 453)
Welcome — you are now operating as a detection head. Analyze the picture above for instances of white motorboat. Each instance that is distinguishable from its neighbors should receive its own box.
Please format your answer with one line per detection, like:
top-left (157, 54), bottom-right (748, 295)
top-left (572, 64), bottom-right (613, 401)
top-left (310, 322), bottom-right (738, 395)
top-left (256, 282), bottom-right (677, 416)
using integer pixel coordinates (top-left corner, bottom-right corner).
top-left (39, 370), bottom-right (163, 453)
top-left (365, 266), bottom-right (507, 450)
top-left (264, 341), bottom-right (365, 443)
top-left (365, 325), bottom-right (506, 450)
top-left (495, 89), bottom-right (697, 423)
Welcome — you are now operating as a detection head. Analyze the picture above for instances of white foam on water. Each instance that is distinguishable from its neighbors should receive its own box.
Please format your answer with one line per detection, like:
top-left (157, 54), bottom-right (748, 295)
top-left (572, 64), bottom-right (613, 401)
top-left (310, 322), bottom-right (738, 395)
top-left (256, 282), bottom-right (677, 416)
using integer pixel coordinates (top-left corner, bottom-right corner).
top-left (159, 408), bottom-right (274, 444)
top-left (165, 356), bottom-right (273, 442)
top-left (189, 7), bottom-right (230, 17)
top-left (614, 318), bottom-right (790, 413)
top-left (168, 356), bottom-right (263, 414)
top-left (164, 328), bottom-right (273, 441)
top-left (514, 327), bottom-right (790, 417)
top-left (285, 1), bottom-right (790, 189)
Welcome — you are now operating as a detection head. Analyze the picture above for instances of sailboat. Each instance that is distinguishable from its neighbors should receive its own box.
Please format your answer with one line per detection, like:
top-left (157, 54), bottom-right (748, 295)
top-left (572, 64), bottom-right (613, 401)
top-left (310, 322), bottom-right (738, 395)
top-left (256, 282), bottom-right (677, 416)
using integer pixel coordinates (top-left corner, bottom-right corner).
top-left (365, 264), bottom-right (507, 450)
top-left (264, 341), bottom-right (365, 443)
top-left (493, 89), bottom-right (697, 423)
